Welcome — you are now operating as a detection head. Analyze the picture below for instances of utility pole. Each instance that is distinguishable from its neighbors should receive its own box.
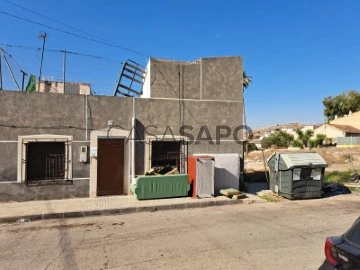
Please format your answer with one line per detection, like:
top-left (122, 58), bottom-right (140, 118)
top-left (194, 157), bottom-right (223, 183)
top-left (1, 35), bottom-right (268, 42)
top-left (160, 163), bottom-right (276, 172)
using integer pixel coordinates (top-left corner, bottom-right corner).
top-left (0, 48), bottom-right (2, 90)
top-left (61, 50), bottom-right (66, 93)
top-left (20, 70), bottom-right (28, 91)
top-left (38, 32), bottom-right (47, 91)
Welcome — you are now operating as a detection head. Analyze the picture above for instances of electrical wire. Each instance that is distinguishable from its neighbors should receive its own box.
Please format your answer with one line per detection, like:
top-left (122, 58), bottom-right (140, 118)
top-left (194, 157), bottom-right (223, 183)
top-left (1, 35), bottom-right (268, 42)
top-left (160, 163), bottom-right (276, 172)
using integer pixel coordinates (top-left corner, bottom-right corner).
top-left (0, 8), bottom-right (183, 98)
top-left (1, 0), bottom-right (149, 62)
top-left (1, 49), bottom-right (26, 73)
top-left (0, 43), bottom-right (123, 63)
top-left (1, 0), bottom-right (105, 41)
top-left (0, 10), bottom-right (149, 57)
top-left (0, 47), bottom-right (120, 91)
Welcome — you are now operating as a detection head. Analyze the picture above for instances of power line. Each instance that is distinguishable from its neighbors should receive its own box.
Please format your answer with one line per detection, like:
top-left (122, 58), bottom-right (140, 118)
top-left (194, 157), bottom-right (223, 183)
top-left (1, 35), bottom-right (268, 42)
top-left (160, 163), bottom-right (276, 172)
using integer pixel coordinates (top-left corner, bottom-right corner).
top-left (0, 43), bottom-right (123, 63)
top-left (0, 49), bottom-right (21, 90)
top-left (0, 10), bottom-right (149, 57)
top-left (1, 0), bottom-right (105, 41)
top-left (1, 48), bottom-right (26, 72)
top-left (0, 8), bottom-right (182, 97)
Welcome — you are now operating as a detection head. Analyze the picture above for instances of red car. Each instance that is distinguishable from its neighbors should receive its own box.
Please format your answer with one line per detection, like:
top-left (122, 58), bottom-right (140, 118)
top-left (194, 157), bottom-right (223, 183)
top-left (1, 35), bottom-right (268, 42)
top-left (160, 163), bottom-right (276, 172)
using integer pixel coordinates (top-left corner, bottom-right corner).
top-left (323, 217), bottom-right (360, 269)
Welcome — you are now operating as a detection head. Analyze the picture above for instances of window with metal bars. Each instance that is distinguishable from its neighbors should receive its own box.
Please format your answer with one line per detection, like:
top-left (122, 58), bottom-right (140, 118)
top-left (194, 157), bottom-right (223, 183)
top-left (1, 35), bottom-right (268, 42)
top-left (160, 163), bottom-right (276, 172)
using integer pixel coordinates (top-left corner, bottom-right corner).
top-left (150, 140), bottom-right (187, 173)
top-left (26, 142), bottom-right (66, 182)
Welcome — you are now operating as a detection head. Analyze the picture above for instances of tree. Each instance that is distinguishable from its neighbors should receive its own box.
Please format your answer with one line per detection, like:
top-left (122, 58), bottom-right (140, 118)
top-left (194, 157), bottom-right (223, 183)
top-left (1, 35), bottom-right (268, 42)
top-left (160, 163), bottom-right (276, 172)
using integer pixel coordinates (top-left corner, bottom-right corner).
top-left (243, 71), bottom-right (252, 89)
top-left (310, 134), bottom-right (326, 148)
top-left (323, 90), bottom-right (360, 120)
top-left (292, 129), bottom-right (314, 149)
top-left (261, 130), bottom-right (294, 149)
top-left (242, 70), bottom-right (252, 144)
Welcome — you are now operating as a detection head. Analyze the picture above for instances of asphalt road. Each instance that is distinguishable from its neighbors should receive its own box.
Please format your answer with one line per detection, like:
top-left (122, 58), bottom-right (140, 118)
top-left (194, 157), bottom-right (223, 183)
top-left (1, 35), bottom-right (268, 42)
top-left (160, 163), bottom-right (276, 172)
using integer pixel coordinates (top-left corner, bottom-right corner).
top-left (1, 194), bottom-right (360, 270)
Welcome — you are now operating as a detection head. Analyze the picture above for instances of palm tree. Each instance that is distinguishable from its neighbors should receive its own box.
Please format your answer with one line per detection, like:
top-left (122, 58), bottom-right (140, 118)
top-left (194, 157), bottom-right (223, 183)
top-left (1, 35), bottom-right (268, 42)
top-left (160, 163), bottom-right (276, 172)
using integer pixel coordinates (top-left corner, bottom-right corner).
top-left (243, 71), bottom-right (252, 90)
top-left (242, 71), bottom-right (252, 146)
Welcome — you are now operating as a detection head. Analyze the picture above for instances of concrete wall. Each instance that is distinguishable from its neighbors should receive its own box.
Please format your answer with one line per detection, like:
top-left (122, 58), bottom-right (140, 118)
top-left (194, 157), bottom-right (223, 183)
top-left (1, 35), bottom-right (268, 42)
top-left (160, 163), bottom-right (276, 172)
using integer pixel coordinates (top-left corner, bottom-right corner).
top-left (144, 56), bottom-right (243, 101)
top-left (0, 92), bottom-right (135, 184)
top-left (0, 56), bottom-right (244, 201)
top-left (201, 57), bottom-right (243, 101)
top-left (0, 179), bottom-right (88, 202)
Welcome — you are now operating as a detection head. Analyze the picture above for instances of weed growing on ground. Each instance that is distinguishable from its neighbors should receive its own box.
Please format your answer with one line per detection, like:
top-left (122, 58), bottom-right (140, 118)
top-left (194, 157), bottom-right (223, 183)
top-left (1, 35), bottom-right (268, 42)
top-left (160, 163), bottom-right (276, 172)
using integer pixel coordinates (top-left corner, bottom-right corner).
top-left (324, 170), bottom-right (352, 183)
top-left (258, 194), bottom-right (281, 202)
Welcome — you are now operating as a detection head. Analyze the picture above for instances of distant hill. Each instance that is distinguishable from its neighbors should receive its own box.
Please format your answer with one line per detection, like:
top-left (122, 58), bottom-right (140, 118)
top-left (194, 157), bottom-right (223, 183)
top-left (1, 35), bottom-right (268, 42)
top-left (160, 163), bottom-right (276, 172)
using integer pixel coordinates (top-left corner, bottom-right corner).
top-left (253, 123), bottom-right (308, 136)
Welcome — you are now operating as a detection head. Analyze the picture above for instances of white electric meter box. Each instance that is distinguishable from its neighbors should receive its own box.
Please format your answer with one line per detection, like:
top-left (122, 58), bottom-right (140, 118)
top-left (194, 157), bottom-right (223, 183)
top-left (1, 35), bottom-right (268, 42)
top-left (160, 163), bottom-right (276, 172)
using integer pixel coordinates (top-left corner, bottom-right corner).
top-left (79, 146), bottom-right (88, 163)
top-left (90, 148), bottom-right (98, 158)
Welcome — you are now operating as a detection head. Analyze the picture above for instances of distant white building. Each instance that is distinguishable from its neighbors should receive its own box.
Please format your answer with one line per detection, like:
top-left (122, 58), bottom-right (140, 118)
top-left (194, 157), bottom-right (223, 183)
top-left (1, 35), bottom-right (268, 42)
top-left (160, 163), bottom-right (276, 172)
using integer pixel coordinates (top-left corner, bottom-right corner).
top-left (37, 80), bottom-right (91, 95)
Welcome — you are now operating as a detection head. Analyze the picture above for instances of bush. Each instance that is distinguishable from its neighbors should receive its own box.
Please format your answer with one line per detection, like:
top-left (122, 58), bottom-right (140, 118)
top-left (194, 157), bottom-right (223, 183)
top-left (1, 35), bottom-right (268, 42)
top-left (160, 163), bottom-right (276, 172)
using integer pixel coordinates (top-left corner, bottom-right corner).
top-left (310, 134), bottom-right (327, 148)
top-left (246, 142), bottom-right (258, 152)
top-left (261, 130), bottom-right (294, 149)
top-left (291, 139), bottom-right (304, 148)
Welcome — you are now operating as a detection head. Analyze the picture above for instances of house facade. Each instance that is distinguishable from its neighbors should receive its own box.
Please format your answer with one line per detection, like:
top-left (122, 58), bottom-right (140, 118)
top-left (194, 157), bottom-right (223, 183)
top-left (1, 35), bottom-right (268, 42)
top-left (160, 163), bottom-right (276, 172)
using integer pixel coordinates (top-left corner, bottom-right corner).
top-left (0, 56), bottom-right (245, 201)
top-left (313, 123), bottom-right (360, 144)
top-left (330, 110), bottom-right (360, 130)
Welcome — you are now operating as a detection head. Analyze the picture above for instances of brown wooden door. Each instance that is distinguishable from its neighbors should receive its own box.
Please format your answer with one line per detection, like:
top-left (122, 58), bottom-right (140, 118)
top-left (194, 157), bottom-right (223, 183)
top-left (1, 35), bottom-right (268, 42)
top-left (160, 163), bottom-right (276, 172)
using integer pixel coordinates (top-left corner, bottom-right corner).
top-left (97, 139), bottom-right (124, 196)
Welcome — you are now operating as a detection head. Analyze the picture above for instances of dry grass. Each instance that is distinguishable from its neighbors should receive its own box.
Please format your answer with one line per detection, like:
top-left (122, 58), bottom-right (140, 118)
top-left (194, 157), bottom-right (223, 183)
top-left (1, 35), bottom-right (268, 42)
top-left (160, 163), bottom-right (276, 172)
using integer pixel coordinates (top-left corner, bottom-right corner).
top-left (245, 147), bottom-right (360, 173)
top-left (258, 194), bottom-right (282, 202)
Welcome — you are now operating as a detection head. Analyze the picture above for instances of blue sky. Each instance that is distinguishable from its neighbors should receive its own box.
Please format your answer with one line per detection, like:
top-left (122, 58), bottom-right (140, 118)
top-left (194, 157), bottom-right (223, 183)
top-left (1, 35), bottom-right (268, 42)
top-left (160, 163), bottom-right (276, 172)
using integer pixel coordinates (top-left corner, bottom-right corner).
top-left (1, 0), bottom-right (360, 129)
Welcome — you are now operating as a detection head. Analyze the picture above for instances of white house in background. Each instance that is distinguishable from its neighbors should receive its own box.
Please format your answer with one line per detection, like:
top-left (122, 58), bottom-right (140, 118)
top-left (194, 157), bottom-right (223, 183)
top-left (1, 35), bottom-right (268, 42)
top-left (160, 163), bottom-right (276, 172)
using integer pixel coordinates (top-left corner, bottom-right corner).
top-left (313, 124), bottom-right (360, 144)
top-left (259, 126), bottom-right (313, 141)
top-left (280, 125), bottom-right (320, 140)
top-left (301, 125), bottom-right (320, 132)
top-left (280, 128), bottom-right (297, 138)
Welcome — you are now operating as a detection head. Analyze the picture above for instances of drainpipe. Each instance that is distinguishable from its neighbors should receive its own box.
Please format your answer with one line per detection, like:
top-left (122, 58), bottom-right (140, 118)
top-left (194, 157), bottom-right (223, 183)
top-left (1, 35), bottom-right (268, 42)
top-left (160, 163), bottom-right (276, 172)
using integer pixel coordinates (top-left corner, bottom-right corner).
top-left (85, 94), bottom-right (88, 141)
top-left (131, 98), bottom-right (135, 184)
top-left (131, 117), bottom-right (135, 184)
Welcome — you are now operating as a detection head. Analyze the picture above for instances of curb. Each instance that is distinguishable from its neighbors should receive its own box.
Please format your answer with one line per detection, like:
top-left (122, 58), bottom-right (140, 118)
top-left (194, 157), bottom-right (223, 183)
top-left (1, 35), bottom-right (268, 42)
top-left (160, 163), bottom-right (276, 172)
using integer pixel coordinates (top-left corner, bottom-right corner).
top-left (0, 197), bottom-right (263, 224)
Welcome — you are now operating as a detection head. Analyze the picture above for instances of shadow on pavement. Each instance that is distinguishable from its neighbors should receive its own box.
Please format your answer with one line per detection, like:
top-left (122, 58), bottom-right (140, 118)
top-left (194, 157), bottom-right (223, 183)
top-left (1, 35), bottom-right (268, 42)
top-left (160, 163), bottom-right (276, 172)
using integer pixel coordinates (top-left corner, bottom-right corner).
top-left (245, 182), bottom-right (269, 195)
top-left (245, 171), bottom-right (269, 195)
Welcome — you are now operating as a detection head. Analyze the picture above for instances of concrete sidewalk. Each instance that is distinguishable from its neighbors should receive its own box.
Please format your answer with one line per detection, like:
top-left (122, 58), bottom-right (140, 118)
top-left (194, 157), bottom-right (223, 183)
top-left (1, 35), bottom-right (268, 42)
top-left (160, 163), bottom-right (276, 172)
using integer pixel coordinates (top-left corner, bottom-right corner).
top-left (0, 194), bottom-right (263, 223)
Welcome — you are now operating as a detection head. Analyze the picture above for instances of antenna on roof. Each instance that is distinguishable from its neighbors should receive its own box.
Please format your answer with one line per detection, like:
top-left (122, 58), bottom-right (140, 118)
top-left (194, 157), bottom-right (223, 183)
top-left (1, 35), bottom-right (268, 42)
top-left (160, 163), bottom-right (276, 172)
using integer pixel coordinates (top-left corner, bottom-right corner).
top-left (38, 32), bottom-right (47, 91)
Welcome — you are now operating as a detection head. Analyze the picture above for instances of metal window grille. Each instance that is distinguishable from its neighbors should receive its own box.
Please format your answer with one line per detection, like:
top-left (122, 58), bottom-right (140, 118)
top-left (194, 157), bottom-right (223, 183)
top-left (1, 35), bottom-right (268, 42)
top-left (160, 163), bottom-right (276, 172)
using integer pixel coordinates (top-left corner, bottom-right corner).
top-left (26, 142), bottom-right (67, 182)
top-left (150, 140), bottom-right (188, 173)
